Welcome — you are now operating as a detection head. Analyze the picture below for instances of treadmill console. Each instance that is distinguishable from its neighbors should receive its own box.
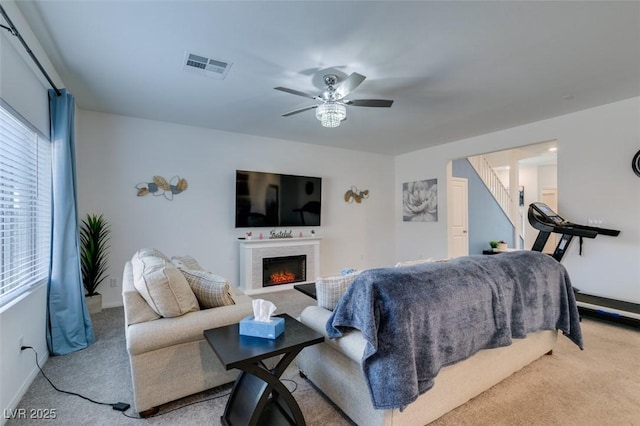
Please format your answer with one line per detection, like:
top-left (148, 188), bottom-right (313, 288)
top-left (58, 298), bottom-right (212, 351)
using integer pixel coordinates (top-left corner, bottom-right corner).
top-left (530, 202), bottom-right (564, 224)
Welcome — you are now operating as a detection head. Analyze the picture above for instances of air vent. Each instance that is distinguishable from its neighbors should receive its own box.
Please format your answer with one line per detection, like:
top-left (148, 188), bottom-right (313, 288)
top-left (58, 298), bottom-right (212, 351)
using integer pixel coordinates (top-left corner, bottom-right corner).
top-left (183, 52), bottom-right (232, 79)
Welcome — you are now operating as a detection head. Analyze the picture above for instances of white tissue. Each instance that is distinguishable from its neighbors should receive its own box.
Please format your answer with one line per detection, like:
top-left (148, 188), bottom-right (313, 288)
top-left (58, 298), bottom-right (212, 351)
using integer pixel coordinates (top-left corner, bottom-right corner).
top-left (252, 299), bottom-right (277, 322)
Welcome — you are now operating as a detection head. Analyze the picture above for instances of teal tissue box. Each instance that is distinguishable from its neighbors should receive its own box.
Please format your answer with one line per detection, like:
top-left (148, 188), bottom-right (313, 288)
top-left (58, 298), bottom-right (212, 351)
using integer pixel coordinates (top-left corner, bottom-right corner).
top-left (239, 315), bottom-right (285, 339)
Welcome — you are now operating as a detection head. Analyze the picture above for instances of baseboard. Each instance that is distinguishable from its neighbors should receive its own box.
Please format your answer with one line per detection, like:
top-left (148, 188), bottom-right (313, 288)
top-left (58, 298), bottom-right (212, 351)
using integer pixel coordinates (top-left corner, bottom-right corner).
top-left (101, 301), bottom-right (124, 309)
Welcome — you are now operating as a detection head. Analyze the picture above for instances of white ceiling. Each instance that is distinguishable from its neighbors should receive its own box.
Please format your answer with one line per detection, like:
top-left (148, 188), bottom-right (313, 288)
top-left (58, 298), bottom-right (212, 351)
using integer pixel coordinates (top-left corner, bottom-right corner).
top-left (13, 1), bottom-right (640, 156)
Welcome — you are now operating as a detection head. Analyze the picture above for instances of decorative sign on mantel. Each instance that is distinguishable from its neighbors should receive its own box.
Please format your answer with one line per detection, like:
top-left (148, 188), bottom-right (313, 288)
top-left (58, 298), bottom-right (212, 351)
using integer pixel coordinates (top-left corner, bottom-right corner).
top-left (242, 230), bottom-right (318, 241)
top-left (270, 229), bottom-right (293, 239)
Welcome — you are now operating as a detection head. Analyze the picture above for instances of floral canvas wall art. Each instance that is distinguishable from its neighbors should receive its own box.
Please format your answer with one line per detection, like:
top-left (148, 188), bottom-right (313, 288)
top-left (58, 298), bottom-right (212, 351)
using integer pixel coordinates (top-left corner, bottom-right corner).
top-left (403, 179), bottom-right (438, 222)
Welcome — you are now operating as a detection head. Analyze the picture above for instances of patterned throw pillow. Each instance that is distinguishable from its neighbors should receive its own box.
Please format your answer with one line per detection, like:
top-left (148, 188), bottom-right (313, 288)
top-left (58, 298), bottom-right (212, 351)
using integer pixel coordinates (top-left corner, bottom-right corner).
top-left (180, 269), bottom-right (235, 309)
top-left (315, 271), bottom-right (361, 311)
top-left (171, 255), bottom-right (204, 271)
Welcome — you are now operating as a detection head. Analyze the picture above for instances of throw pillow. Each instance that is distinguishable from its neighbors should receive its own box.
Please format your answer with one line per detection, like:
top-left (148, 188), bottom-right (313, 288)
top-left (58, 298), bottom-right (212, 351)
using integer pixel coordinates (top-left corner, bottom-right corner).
top-left (131, 255), bottom-right (199, 318)
top-left (180, 269), bottom-right (235, 309)
top-left (315, 271), bottom-right (361, 311)
top-left (171, 255), bottom-right (204, 271)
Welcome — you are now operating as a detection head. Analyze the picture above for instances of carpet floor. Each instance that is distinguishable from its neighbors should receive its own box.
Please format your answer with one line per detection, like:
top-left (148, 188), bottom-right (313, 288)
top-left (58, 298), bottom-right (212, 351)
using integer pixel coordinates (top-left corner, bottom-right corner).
top-left (7, 289), bottom-right (639, 425)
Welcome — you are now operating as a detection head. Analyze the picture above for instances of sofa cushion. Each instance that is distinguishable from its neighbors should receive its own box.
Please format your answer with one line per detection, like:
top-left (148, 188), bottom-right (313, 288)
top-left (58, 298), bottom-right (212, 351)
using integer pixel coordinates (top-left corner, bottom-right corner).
top-left (122, 261), bottom-right (161, 325)
top-left (395, 258), bottom-right (450, 267)
top-left (132, 247), bottom-right (169, 262)
top-left (180, 269), bottom-right (235, 309)
top-left (395, 258), bottom-right (434, 267)
top-left (131, 255), bottom-right (200, 318)
top-left (171, 255), bottom-right (204, 271)
top-left (315, 271), bottom-right (361, 311)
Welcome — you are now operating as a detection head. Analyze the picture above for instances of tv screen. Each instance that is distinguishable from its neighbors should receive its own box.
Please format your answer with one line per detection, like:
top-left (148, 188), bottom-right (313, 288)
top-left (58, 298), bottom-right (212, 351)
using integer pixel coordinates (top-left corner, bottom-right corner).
top-left (235, 170), bottom-right (322, 228)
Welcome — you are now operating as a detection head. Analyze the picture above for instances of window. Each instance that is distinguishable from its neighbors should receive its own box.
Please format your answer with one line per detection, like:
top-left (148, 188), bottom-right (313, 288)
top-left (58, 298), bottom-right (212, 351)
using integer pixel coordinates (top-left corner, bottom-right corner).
top-left (0, 101), bottom-right (51, 308)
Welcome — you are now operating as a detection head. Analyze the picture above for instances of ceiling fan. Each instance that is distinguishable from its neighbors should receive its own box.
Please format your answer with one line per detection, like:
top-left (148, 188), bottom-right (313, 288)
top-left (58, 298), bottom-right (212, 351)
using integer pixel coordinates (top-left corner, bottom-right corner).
top-left (274, 72), bottom-right (394, 128)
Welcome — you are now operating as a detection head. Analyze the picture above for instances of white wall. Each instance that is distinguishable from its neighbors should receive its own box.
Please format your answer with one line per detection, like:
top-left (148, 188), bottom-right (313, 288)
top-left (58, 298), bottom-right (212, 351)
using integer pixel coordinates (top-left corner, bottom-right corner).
top-left (0, 287), bottom-right (48, 423)
top-left (538, 164), bottom-right (557, 192)
top-left (0, 0), bottom-right (63, 420)
top-left (75, 110), bottom-right (396, 308)
top-left (396, 97), bottom-right (640, 304)
top-left (0, 1), bottom-right (60, 136)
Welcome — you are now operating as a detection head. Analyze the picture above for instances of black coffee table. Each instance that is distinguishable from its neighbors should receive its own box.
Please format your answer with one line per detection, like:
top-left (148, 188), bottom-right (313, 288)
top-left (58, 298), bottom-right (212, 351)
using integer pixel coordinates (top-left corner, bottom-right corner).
top-left (293, 283), bottom-right (316, 300)
top-left (204, 313), bottom-right (324, 425)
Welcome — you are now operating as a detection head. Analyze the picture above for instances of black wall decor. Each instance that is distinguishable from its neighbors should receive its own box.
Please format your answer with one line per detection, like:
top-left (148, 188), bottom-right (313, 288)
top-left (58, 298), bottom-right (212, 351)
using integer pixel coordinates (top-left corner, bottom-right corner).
top-left (632, 149), bottom-right (640, 178)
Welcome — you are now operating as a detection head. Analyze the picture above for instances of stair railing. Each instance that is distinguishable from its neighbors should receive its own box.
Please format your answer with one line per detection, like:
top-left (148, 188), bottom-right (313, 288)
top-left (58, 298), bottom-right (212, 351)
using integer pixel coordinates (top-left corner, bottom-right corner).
top-left (468, 155), bottom-right (516, 227)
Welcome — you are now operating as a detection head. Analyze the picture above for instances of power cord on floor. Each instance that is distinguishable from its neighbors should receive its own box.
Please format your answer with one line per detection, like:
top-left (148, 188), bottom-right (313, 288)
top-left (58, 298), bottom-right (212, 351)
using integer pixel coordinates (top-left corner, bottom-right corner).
top-left (121, 378), bottom-right (298, 419)
top-left (121, 391), bottom-right (232, 419)
top-left (21, 346), bottom-right (130, 412)
top-left (21, 345), bottom-right (300, 419)
top-left (283, 378), bottom-right (298, 393)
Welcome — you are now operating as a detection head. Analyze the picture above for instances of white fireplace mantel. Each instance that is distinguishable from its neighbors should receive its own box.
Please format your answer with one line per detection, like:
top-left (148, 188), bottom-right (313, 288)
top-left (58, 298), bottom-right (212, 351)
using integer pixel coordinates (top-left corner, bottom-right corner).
top-left (238, 237), bottom-right (321, 295)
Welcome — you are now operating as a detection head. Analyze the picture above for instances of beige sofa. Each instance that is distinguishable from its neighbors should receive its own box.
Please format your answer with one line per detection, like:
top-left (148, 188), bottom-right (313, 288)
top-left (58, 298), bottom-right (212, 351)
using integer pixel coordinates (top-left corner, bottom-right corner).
top-left (297, 305), bottom-right (557, 426)
top-left (122, 259), bottom-right (253, 416)
top-left (296, 251), bottom-right (587, 425)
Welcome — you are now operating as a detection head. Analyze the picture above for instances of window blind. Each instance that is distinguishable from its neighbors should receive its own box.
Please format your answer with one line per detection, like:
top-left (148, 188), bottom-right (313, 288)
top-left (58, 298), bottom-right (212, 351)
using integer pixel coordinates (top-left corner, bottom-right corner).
top-left (0, 103), bottom-right (51, 307)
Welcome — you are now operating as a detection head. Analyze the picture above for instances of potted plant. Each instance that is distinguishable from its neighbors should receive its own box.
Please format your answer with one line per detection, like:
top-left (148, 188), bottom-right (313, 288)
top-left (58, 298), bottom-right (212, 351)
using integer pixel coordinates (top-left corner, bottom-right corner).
top-left (489, 240), bottom-right (508, 251)
top-left (80, 214), bottom-right (111, 314)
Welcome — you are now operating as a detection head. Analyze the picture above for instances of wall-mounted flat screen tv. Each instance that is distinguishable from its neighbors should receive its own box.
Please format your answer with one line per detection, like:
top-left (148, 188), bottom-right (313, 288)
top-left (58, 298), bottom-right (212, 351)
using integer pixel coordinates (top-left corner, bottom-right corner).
top-left (235, 170), bottom-right (322, 228)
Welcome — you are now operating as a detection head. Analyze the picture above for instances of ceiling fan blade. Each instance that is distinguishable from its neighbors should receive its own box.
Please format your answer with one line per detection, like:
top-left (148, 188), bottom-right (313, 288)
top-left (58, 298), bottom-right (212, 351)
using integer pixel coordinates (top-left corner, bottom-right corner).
top-left (282, 105), bottom-right (318, 117)
top-left (334, 72), bottom-right (366, 99)
top-left (345, 99), bottom-right (394, 107)
top-left (274, 86), bottom-right (319, 100)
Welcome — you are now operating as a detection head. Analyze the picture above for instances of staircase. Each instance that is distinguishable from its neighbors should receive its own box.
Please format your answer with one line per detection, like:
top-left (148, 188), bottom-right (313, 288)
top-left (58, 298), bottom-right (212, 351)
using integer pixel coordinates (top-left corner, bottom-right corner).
top-left (468, 155), bottom-right (516, 227)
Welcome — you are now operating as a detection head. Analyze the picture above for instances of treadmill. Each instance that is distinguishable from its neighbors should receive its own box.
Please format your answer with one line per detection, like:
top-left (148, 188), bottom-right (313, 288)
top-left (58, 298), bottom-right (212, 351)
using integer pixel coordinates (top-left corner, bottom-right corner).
top-left (528, 202), bottom-right (620, 262)
top-left (528, 202), bottom-right (639, 326)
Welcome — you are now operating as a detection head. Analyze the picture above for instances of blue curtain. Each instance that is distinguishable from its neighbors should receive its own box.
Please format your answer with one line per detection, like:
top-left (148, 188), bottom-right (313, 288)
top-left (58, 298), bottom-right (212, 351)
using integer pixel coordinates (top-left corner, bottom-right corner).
top-left (47, 89), bottom-right (95, 355)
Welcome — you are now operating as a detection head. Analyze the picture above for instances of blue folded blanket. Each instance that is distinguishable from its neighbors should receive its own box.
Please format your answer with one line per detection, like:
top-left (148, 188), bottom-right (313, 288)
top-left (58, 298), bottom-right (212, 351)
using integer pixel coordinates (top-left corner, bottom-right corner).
top-left (326, 251), bottom-right (583, 410)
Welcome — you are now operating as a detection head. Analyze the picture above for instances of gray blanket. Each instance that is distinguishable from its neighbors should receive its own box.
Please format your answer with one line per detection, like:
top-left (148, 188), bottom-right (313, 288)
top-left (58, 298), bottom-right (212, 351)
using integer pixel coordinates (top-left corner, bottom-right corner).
top-left (326, 251), bottom-right (583, 410)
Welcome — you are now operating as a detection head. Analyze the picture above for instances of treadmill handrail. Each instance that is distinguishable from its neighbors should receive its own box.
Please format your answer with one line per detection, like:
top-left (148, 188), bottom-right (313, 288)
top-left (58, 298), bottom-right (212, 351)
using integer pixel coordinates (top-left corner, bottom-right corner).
top-left (568, 223), bottom-right (620, 237)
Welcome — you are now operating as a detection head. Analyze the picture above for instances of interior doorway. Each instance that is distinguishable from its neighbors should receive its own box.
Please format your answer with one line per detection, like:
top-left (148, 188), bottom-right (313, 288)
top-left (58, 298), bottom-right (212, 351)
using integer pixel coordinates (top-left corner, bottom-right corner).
top-left (448, 177), bottom-right (468, 258)
top-left (448, 140), bottom-right (557, 255)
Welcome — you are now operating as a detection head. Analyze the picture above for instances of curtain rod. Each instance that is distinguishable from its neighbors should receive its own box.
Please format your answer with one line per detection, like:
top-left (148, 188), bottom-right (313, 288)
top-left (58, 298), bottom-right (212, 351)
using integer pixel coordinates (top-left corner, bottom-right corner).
top-left (0, 4), bottom-right (61, 96)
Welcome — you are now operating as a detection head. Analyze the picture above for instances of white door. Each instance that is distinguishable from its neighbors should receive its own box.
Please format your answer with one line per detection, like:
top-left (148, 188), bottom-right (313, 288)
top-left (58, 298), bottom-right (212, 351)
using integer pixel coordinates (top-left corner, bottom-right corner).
top-left (449, 177), bottom-right (469, 258)
top-left (540, 188), bottom-right (558, 254)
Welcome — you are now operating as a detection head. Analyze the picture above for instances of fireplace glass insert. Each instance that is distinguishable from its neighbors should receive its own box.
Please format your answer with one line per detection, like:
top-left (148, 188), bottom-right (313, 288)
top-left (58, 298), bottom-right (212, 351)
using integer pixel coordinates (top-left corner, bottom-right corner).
top-left (263, 255), bottom-right (306, 287)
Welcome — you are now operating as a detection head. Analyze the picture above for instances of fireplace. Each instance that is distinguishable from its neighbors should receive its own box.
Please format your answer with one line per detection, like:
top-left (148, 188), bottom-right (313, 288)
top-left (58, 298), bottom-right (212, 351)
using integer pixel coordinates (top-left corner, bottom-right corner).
top-left (238, 237), bottom-right (320, 294)
top-left (263, 255), bottom-right (306, 287)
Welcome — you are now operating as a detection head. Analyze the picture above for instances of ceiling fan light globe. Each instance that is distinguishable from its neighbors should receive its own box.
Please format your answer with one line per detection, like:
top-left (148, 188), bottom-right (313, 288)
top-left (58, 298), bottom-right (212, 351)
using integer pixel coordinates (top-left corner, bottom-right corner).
top-left (316, 103), bottom-right (346, 128)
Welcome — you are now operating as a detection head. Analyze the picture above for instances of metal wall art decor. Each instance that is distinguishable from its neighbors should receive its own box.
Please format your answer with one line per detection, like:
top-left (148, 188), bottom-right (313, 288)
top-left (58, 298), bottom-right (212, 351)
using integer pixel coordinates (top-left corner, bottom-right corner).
top-left (136, 175), bottom-right (188, 201)
top-left (344, 186), bottom-right (369, 203)
top-left (632, 149), bottom-right (640, 178)
top-left (402, 178), bottom-right (438, 222)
